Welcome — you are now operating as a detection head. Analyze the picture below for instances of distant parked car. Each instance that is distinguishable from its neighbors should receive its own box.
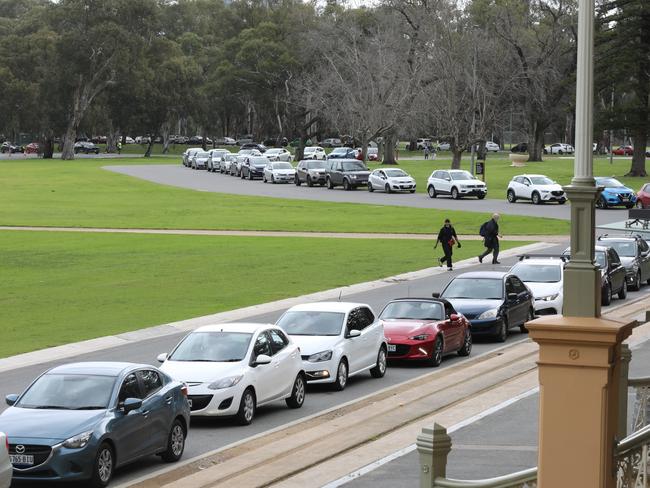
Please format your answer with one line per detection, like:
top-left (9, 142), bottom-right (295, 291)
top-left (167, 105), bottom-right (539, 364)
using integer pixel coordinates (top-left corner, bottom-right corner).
top-left (321, 138), bottom-right (342, 148)
top-left (358, 147), bottom-right (379, 161)
top-left (594, 177), bottom-right (637, 209)
top-left (0, 432), bottom-right (10, 488)
top-left (427, 169), bottom-right (487, 200)
top-left (265, 148), bottom-right (293, 162)
top-left (510, 255), bottom-right (565, 316)
top-left (219, 154), bottom-right (237, 174)
top-left (24, 142), bottom-right (40, 154)
top-left (326, 159), bottom-right (371, 191)
top-left (73, 141), bottom-right (100, 154)
top-left (0, 362), bottom-right (190, 487)
top-left (158, 323), bottom-right (305, 424)
top-left (327, 147), bottom-right (358, 160)
top-left (0, 142), bottom-right (22, 154)
top-left (187, 135), bottom-right (212, 145)
top-left (295, 159), bottom-right (328, 187)
top-left (214, 137), bottom-right (237, 146)
top-left (207, 149), bottom-right (231, 172)
top-left (510, 142), bottom-right (528, 153)
top-left (485, 141), bottom-right (500, 152)
top-left (506, 174), bottom-right (566, 205)
top-left (437, 142), bottom-right (451, 151)
top-left (182, 148), bottom-right (202, 167)
top-left (123, 136), bottom-right (135, 144)
top-left (636, 183), bottom-right (650, 208)
top-left (241, 155), bottom-right (271, 180)
top-left (263, 161), bottom-right (295, 183)
top-left (416, 138), bottom-right (432, 150)
top-left (367, 168), bottom-right (416, 193)
top-left (303, 146), bottom-right (326, 160)
top-left (597, 234), bottom-right (650, 291)
top-left (544, 143), bottom-right (574, 155)
top-left (612, 145), bottom-right (634, 156)
top-left (240, 143), bottom-right (267, 153)
top-left (191, 151), bottom-right (210, 170)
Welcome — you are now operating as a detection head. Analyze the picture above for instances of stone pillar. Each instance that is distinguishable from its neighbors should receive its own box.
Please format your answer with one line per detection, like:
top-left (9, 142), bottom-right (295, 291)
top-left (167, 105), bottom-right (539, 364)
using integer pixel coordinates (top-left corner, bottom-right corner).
top-left (618, 344), bottom-right (632, 438)
top-left (527, 315), bottom-right (634, 488)
top-left (417, 423), bottom-right (451, 488)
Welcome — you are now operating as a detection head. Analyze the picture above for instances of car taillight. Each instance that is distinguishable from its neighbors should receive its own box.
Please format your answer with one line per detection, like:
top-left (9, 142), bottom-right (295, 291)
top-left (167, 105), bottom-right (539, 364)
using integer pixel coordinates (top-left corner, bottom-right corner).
top-left (181, 383), bottom-right (188, 397)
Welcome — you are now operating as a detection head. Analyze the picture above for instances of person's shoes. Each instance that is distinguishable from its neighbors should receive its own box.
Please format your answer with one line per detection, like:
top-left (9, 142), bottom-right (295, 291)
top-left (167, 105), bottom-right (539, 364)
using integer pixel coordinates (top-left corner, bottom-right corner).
top-left (492, 261), bottom-right (501, 264)
top-left (478, 255), bottom-right (483, 263)
top-left (447, 267), bottom-right (453, 271)
top-left (438, 257), bottom-right (443, 267)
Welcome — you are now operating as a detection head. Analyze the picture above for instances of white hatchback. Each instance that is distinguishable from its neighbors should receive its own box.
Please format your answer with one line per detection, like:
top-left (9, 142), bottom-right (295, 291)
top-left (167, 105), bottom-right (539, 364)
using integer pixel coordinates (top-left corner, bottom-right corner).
top-left (276, 302), bottom-right (387, 391)
top-left (263, 162), bottom-right (296, 183)
top-left (303, 146), bottom-right (327, 160)
top-left (0, 432), bottom-right (10, 488)
top-left (158, 323), bottom-right (305, 425)
top-left (506, 174), bottom-right (566, 205)
top-left (367, 168), bottom-right (416, 193)
top-left (427, 169), bottom-right (487, 200)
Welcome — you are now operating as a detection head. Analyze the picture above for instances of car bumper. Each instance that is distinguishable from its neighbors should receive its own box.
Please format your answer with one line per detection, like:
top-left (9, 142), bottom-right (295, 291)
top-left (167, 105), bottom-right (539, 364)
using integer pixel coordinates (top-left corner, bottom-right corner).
top-left (9, 438), bottom-right (97, 482)
top-left (468, 317), bottom-right (504, 335)
top-left (458, 188), bottom-right (487, 196)
top-left (347, 179), bottom-right (369, 187)
top-left (390, 184), bottom-right (417, 191)
top-left (187, 383), bottom-right (245, 416)
top-left (604, 195), bottom-right (636, 206)
top-left (386, 340), bottom-right (434, 360)
top-left (301, 359), bottom-right (336, 383)
top-left (534, 296), bottom-right (562, 315)
top-left (540, 193), bottom-right (566, 202)
top-left (273, 174), bottom-right (295, 182)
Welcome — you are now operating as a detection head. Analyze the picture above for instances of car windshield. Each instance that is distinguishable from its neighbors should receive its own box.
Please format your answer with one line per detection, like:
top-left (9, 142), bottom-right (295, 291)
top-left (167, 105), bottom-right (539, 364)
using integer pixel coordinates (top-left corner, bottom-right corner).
top-left (380, 301), bottom-right (444, 321)
top-left (169, 331), bottom-right (253, 362)
top-left (596, 178), bottom-right (624, 188)
top-left (342, 161), bottom-right (367, 171)
top-left (273, 162), bottom-right (292, 169)
top-left (305, 147), bottom-right (321, 152)
top-left (605, 241), bottom-right (636, 257)
top-left (450, 171), bottom-right (474, 181)
top-left (305, 161), bottom-right (325, 169)
top-left (17, 374), bottom-right (116, 410)
top-left (442, 278), bottom-right (504, 300)
top-left (197, 152), bottom-right (209, 157)
top-left (276, 311), bottom-right (345, 336)
top-left (267, 149), bottom-right (282, 154)
top-left (250, 157), bottom-right (269, 164)
top-left (239, 150), bottom-right (253, 155)
top-left (511, 263), bottom-right (561, 283)
top-left (367, 148), bottom-right (378, 154)
top-left (595, 251), bottom-right (607, 268)
top-left (385, 169), bottom-right (408, 177)
top-left (529, 176), bottom-right (554, 185)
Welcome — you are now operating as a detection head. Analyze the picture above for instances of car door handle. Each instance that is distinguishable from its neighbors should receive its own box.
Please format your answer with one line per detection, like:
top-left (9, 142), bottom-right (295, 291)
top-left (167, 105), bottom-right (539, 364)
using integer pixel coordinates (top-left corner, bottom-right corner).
top-left (164, 396), bottom-right (173, 405)
top-left (141, 410), bottom-right (150, 417)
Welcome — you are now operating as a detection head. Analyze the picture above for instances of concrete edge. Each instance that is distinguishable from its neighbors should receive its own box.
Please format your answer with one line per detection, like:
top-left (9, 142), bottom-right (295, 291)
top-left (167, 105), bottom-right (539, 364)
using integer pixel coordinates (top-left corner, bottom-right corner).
top-left (0, 242), bottom-right (550, 373)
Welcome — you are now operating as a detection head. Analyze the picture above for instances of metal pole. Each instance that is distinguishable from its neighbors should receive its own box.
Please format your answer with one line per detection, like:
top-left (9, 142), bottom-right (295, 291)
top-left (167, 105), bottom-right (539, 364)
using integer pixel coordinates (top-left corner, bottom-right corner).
top-left (609, 89), bottom-right (614, 165)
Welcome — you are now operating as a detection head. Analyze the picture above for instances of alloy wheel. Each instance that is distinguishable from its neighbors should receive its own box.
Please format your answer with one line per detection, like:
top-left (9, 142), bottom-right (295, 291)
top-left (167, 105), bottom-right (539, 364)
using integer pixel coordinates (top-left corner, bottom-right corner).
top-left (171, 424), bottom-right (184, 456)
top-left (97, 447), bottom-right (113, 483)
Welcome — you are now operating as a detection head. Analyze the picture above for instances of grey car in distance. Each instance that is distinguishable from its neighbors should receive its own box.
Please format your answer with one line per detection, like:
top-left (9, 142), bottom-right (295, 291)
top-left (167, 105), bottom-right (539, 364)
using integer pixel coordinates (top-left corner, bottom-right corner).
top-left (0, 362), bottom-right (190, 487)
top-left (295, 159), bottom-right (327, 186)
top-left (326, 159), bottom-right (370, 191)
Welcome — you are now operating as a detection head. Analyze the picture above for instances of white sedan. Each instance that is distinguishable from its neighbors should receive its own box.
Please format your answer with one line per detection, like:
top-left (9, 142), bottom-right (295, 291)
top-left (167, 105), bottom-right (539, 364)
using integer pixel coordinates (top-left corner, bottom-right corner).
top-left (158, 323), bottom-right (305, 425)
top-left (367, 168), bottom-right (416, 193)
top-left (303, 146), bottom-right (327, 160)
top-left (276, 302), bottom-right (387, 391)
top-left (510, 256), bottom-right (564, 315)
top-left (544, 143), bottom-right (574, 155)
top-left (485, 141), bottom-right (500, 152)
top-left (0, 432), bottom-right (10, 488)
top-left (263, 162), bottom-right (296, 183)
top-left (265, 148), bottom-right (293, 162)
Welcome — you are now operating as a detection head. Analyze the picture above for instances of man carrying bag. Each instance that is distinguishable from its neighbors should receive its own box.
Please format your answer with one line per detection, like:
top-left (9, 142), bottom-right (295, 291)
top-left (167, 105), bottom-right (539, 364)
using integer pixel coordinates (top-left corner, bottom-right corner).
top-left (434, 218), bottom-right (460, 271)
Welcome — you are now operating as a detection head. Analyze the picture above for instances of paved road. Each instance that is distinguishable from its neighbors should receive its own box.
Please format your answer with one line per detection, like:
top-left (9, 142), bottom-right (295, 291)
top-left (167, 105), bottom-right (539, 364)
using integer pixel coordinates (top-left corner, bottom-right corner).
top-left (105, 165), bottom-right (628, 226)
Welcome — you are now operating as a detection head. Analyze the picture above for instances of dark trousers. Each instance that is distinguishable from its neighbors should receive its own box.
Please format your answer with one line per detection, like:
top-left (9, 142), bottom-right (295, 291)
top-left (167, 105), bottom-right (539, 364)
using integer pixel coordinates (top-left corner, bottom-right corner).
top-left (440, 243), bottom-right (453, 268)
top-left (479, 239), bottom-right (499, 263)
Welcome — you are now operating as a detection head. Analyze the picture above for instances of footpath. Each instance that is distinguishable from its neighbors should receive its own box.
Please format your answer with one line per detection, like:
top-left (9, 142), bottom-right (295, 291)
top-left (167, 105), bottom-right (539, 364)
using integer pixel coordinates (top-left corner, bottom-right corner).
top-left (122, 294), bottom-right (650, 488)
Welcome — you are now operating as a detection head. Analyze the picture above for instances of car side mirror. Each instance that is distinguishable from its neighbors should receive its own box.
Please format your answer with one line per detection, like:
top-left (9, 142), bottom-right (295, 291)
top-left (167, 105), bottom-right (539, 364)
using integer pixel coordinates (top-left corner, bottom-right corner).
top-left (347, 329), bottom-right (361, 338)
top-left (507, 293), bottom-right (518, 301)
top-left (450, 314), bottom-right (459, 321)
top-left (5, 394), bottom-right (18, 406)
top-left (431, 292), bottom-right (440, 298)
top-left (156, 353), bottom-right (168, 363)
top-left (254, 354), bottom-right (272, 366)
top-left (122, 398), bottom-right (143, 413)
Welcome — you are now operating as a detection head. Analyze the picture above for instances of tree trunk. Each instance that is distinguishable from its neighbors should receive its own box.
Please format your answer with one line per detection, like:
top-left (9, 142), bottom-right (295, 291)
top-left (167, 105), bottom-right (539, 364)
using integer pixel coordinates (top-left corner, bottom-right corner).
top-left (627, 126), bottom-right (648, 176)
top-left (527, 121), bottom-right (545, 162)
top-left (106, 125), bottom-right (119, 153)
top-left (201, 134), bottom-right (207, 151)
top-left (382, 133), bottom-right (398, 165)
top-left (377, 138), bottom-right (385, 162)
top-left (360, 139), bottom-right (368, 163)
top-left (451, 146), bottom-right (463, 169)
top-left (43, 137), bottom-right (54, 159)
top-left (61, 120), bottom-right (79, 160)
top-left (161, 120), bottom-right (172, 154)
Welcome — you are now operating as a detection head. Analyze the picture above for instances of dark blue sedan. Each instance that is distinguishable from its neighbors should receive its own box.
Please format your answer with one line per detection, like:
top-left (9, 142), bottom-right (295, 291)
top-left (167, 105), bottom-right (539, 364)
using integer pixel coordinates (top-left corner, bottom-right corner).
top-left (437, 271), bottom-right (535, 342)
top-left (1, 362), bottom-right (190, 487)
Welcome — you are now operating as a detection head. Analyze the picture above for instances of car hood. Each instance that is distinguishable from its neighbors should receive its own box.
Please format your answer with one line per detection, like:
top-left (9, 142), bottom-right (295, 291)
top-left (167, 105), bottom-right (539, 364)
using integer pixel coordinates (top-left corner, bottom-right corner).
top-left (387, 177), bottom-right (414, 183)
top-left (443, 298), bottom-right (502, 317)
top-left (524, 281), bottom-right (562, 298)
top-left (457, 180), bottom-right (485, 187)
top-left (535, 184), bottom-right (563, 192)
top-left (160, 360), bottom-right (245, 383)
top-left (0, 407), bottom-right (106, 441)
top-left (272, 169), bottom-right (295, 174)
top-left (287, 335), bottom-right (341, 356)
top-left (380, 320), bottom-right (436, 339)
top-left (343, 171), bottom-right (370, 176)
top-left (603, 186), bottom-right (634, 194)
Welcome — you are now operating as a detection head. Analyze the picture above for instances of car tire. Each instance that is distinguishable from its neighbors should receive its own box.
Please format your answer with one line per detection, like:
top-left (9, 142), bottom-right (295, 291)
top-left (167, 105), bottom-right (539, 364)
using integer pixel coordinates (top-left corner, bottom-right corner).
top-left (558, 150), bottom-right (564, 155)
top-left (632, 272), bottom-right (642, 291)
top-left (496, 318), bottom-right (508, 343)
top-left (626, 203), bottom-right (634, 209)
top-left (457, 328), bottom-right (472, 357)
top-left (507, 190), bottom-right (517, 203)
top-left (601, 282), bottom-right (612, 306)
top-left (333, 359), bottom-right (348, 391)
top-left (368, 182), bottom-right (374, 192)
top-left (236, 388), bottom-right (256, 425)
top-left (370, 347), bottom-right (387, 378)
top-left (427, 335), bottom-right (444, 367)
top-left (307, 176), bottom-right (313, 187)
top-left (385, 183), bottom-right (392, 194)
top-left (327, 177), bottom-right (334, 189)
top-left (410, 189), bottom-right (416, 193)
top-left (90, 442), bottom-right (114, 488)
top-left (343, 179), bottom-right (351, 191)
top-left (597, 197), bottom-right (608, 209)
top-left (263, 175), bottom-right (267, 183)
top-left (271, 175), bottom-right (276, 184)
top-left (520, 309), bottom-right (534, 333)
top-left (293, 175), bottom-right (299, 186)
top-left (249, 171), bottom-right (253, 180)
top-left (618, 280), bottom-right (627, 300)
top-left (160, 419), bottom-right (186, 462)
top-left (477, 194), bottom-right (485, 200)
top-left (451, 187), bottom-right (460, 200)
top-left (532, 192), bottom-right (541, 205)
top-left (427, 185), bottom-right (437, 198)
top-left (559, 198), bottom-right (566, 205)
top-left (285, 374), bottom-right (306, 408)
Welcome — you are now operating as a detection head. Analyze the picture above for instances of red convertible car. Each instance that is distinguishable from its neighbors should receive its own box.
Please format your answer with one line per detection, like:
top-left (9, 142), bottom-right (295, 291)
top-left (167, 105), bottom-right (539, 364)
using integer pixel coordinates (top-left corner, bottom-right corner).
top-left (379, 298), bottom-right (472, 367)
top-left (612, 145), bottom-right (634, 156)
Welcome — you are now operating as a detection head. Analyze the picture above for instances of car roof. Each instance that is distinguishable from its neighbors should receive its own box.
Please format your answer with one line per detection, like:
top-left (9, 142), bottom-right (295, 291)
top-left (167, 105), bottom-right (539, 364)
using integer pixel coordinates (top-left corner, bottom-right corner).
top-left (47, 362), bottom-right (145, 376)
top-left (454, 271), bottom-right (509, 279)
top-left (194, 323), bottom-right (276, 334)
top-left (287, 302), bottom-right (369, 313)
top-left (563, 245), bottom-right (609, 253)
top-left (388, 297), bottom-right (449, 305)
top-left (599, 235), bottom-right (638, 242)
top-left (513, 174), bottom-right (547, 178)
top-left (512, 258), bottom-right (563, 266)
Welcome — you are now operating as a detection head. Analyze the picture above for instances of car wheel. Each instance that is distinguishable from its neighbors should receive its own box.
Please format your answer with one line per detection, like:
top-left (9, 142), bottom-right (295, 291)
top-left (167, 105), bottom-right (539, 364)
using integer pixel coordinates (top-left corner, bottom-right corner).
top-left (496, 318), bottom-right (508, 343)
top-left (477, 194), bottom-right (485, 200)
top-left (558, 150), bottom-right (564, 155)
top-left (307, 176), bottom-right (313, 187)
top-left (240, 171), bottom-right (245, 179)
top-left (457, 328), bottom-right (472, 357)
top-left (626, 203), bottom-right (634, 209)
top-left (368, 182), bottom-right (374, 192)
top-left (427, 185), bottom-right (437, 198)
top-left (451, 187), bottom-right (460, 200)
top-left (294, 175), bottom-right (300, 186)
top-left (596, 197), bottom-right (608, 209)
top-left (632, 272), bottom-right (642, 291)
top-left (618, 280), bottom-right (627, 300)
top-left (343, 179), bottom-right (351, 191)
top-left (263, 175), bottom-right (267, 183)
top-left (532, 192), bottom-right (543, 205)
top-left (507, 190), bottom-right (517, 203)
top-left (521, 309), bottom-right (534, 333)
top-left (543, 149), bottom-right (548, 155)
top-left (427, 335), bottom-right (444, 367)
top-left (333, 359), bottom-right (348, 391)
top-left (90, 443), bottom-right (114, 488)
top-left (285, 374), bottom-right (306, 408)
top-left (601, 282), bottom-right (612, 306)
top-left (236, 388), bottom-right (256, 425)
top-left (559, 198), bottom-right (566, 205)
top-left (370, 347), bottom-right (387, 378)
top-left (410, 189), bottom-right (416, 193)
top-left (161, 419), bottom-right (186, 462)
top-left (249, 171), bottom-right (253, 180)
top-left (327, 177), bottom-right (334, 189)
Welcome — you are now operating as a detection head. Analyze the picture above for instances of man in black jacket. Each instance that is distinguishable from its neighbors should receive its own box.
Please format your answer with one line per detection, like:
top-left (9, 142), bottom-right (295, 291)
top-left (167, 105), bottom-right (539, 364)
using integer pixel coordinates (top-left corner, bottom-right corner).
top-left (478, 213), bottom-right (501, 264)
top-left (434, 219), bottom-right (460, 270)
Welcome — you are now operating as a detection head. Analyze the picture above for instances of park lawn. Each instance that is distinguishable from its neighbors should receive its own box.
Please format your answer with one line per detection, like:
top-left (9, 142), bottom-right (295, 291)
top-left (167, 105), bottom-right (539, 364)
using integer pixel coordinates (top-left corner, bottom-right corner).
top-left (0, 230), bottom-right (529, 357)
top-left (0, 158), bottom-right (570, 235)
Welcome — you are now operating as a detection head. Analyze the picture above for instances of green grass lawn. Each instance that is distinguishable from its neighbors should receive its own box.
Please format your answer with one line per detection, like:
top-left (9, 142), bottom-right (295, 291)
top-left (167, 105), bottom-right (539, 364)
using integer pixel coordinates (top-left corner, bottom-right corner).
top-left (0, 230), bottom-right (528, 357)
top-left (0, 158), bottom-right (570, 235)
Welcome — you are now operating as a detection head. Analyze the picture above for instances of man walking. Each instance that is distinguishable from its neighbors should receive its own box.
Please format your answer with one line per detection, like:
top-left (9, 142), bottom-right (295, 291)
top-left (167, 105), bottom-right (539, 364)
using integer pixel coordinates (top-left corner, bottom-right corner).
top-left (478, 213), bottom-right (502, 264)
top-left (434, 218), bottom-right (460, 271)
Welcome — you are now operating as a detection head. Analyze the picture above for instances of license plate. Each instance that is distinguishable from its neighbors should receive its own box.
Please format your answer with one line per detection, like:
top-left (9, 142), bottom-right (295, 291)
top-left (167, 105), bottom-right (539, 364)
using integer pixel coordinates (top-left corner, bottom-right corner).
top-left (387, 344), bottom-right (396, 352)
top-left (10, 454), bottom-right (34, 465)
top-left (187, 399), bottom-right (193, 407)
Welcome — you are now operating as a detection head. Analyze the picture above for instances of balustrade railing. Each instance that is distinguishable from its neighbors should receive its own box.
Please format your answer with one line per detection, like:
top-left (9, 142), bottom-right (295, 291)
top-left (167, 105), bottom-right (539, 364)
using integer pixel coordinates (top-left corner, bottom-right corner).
top-left (615, 423), bottom-right (650, 488)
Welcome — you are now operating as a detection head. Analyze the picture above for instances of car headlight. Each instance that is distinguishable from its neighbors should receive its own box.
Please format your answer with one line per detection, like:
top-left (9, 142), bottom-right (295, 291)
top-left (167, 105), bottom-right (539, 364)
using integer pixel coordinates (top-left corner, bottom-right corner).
top-left (63, 430), bottom-right (93, 449)
top-left (539, 293), bottom-right (559, 302)
top-left (349, 175), bottom-right (357, 179)
top-left (307, 350), bottom-right (333, 362)
top-left (478, 308), bottom-right (499, 320)
top-left (409, 334), bottom-right (430, 341)
top-left (208, 375), bottom-right (244, 390)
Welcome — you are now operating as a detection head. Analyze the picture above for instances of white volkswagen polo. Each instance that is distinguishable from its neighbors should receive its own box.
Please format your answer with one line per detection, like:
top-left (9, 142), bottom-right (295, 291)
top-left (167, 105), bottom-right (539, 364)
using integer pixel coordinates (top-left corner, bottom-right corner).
top-left (158, 323), bottom-right (305, 425)
top-left (276, 302), bottom-right (387, 391)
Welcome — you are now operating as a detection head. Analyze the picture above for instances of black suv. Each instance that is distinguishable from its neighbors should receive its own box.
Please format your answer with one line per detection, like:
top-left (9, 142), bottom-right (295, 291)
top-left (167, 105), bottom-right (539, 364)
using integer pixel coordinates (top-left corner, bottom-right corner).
top-left (295, 159), bottom-right (327, 186)
top-left (563, 245), bottom-right (627, 306)
top-left (241, 156), bottom-right (270, 180)
top-left (326, 159), bottom-right (370, 191)
top-left (73, 141), bottom-right (100, 154)
top-left (597, 234), bottom-right (650, 291)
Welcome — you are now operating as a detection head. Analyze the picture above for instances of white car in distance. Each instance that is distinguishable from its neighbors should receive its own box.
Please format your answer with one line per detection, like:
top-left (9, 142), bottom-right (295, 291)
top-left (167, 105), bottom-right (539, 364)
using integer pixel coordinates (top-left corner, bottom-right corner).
top-left (275, 302), bottom-right (387, 391)
top-left (207, 149), bottom-right (231, 172)
top-left (0, 432), bottom-right (10, 488)
top-left (191, 151), bottom-right (210, 169)
top-left (158, 323), bottom-right (305, 425)
top-left (506, 174), bottom-right (566, 205)
top-left (544, 143), bottom-right (574, 155)
top-left (303, 146), bottom-right (327, 160)
top-left (263, 162), bottom-right (296, 183)
top-left (509, 256), bottom-right (565, 316)
top-left (265, 148), bottom-right (293, 162)
top-left (427, 169), bottom-right (487, 200)
top-left (367, 168), bottom-right (416, 193)
top-left (485, 141), bottom-right (500, 152)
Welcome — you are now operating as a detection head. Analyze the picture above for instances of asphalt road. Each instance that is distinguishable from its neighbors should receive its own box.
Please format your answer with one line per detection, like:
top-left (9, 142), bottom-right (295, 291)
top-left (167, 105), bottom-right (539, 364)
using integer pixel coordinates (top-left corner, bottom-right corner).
top-left (105, 165), bottom-right (628, 226)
